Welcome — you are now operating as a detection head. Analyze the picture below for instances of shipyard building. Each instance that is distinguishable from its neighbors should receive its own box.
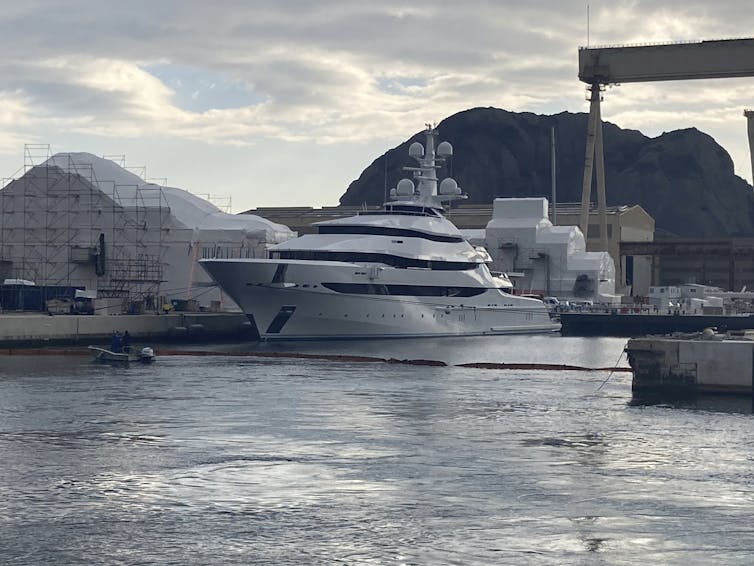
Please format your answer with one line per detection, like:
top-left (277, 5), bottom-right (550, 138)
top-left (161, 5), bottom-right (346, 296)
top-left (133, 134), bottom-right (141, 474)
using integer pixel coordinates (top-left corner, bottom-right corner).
top-left (0, 152), bottom-right (294, 314)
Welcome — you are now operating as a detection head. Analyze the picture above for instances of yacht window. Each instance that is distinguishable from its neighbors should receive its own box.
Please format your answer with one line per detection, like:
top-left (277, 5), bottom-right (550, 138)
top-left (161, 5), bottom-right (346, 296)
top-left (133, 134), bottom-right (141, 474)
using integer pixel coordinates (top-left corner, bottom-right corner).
top-left (317, 225), bottom-right (463, 243)
top-left (274, 250), bottom-right (477, 271)
top-left (321, 283), bottom-right (486, 297)
top-left (358, 205), bottom-right (443, 218)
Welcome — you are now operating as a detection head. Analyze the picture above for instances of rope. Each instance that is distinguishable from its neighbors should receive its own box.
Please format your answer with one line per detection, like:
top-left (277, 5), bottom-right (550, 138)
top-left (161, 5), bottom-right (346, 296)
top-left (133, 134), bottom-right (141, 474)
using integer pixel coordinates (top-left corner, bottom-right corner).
top-left (595, 349), bottom-right (627, 393)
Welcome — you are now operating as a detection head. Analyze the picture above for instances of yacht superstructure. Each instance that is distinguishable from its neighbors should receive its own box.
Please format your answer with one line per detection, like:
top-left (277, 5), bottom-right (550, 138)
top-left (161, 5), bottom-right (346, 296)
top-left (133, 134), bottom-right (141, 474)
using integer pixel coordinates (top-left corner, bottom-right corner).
top-left (200, 126), bottom-right (560, 340)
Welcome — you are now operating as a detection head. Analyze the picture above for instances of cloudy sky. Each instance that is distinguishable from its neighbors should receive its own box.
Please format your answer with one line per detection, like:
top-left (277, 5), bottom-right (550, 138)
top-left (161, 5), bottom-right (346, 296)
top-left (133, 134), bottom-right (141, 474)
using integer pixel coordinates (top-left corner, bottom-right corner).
top-left (1, 0), bottom-right (754, 211)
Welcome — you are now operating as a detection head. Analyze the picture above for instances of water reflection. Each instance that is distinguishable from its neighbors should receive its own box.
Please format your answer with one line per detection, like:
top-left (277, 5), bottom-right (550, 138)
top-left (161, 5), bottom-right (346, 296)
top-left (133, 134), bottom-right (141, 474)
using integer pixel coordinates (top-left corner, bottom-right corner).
top-left (3, 346), bottom-right (754, 563)
top-left (631, 393), bottom-right (754, 415)
top-left (192, 334), bottom-right (630, 368)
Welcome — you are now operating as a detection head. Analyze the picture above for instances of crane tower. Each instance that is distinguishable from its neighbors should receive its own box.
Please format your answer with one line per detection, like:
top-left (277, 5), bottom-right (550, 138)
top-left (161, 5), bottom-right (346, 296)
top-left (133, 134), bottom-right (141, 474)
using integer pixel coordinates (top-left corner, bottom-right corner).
top-left (578, 38), bottom-right (754, 250)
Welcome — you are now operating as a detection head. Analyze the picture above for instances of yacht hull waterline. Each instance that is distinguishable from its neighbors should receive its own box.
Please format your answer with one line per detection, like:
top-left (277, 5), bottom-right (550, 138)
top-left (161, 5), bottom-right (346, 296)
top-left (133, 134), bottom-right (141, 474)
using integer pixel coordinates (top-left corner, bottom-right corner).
top-left (200, 125), bottom-right (559, 341)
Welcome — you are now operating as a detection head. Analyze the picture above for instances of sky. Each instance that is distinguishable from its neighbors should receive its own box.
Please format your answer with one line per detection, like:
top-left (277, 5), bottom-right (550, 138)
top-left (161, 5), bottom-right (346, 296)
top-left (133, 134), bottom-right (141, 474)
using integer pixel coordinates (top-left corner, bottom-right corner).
top-left (1, 0), bottom-right (754, 212)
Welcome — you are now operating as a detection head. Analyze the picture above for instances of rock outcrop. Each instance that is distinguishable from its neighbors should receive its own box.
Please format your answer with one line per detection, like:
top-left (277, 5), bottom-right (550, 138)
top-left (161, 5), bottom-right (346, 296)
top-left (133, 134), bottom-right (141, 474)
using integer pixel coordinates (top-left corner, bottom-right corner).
top-left (339, 107), bottom-right (754, 237)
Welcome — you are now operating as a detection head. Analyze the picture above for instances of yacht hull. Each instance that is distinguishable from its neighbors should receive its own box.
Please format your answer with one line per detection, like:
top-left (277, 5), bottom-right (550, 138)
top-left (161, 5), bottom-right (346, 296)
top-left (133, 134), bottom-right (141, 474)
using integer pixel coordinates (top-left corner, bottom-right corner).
top-left (201, 259), bottom-right (560, 340)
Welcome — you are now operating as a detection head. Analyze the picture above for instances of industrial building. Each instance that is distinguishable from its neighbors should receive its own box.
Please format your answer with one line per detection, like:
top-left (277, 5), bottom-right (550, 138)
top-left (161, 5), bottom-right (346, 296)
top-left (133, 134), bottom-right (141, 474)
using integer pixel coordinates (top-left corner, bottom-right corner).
top-left (620, 239), bottom-right (754, 292)
top-left (0, 150), bottom-right (294, 314)
top-left (553, 203), bottom-right (654, 296)
top-left (481, 198), bottom-right (618, 302)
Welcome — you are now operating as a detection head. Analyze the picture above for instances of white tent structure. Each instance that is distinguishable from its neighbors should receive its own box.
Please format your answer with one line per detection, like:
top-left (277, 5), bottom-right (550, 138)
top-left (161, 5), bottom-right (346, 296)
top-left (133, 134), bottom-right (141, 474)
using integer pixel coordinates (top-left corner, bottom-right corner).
top-left (0, 152), bottom-right (294, 313)
top-left (482, 198), bottom-right (618, 303)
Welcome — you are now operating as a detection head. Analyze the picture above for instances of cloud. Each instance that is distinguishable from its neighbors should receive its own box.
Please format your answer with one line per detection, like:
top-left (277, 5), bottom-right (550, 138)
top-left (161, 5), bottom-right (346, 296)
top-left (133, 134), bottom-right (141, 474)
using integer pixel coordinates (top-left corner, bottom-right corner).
top-left (1, 0), bottom-right (754, 207)
top-left (0, 1), bottom-right (597, 146)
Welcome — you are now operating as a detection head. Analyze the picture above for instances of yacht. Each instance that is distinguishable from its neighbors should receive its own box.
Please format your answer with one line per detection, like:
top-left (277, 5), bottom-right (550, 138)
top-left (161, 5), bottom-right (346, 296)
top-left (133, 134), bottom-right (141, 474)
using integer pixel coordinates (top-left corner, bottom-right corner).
top-left (200, 126), bottom-right (560, 340)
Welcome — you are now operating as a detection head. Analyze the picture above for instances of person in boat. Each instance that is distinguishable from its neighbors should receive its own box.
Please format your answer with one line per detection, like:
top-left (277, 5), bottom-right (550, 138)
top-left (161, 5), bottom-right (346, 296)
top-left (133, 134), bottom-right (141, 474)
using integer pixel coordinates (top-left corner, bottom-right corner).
top-left (110, 331), bottom-right (123, 353)
top-left (122, 331), bottom-right (131, 354)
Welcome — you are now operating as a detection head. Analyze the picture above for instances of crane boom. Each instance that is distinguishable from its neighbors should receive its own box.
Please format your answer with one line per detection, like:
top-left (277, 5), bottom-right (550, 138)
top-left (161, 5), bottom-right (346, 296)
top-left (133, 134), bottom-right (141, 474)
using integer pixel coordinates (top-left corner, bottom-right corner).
top-left (579, 38), bottom-right (754, 84)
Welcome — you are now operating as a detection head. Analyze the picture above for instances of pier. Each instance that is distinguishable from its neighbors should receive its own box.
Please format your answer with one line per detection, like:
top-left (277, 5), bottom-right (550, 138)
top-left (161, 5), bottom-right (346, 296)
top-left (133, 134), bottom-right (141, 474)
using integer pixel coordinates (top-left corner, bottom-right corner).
top-left (0, 312), bottom-right (254, 347)
top-left (626, 332), bottom-right (754, 395)
top-left (559, 310), bottom-right (754, 337)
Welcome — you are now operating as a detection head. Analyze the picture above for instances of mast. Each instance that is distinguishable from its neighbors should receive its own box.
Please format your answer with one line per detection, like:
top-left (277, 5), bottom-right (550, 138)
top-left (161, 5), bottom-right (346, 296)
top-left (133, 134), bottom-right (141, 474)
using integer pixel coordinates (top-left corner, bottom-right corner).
top-left (551, 125), bottom-right (557, 224)
top-left (391, 125), bottom-right (465, 207)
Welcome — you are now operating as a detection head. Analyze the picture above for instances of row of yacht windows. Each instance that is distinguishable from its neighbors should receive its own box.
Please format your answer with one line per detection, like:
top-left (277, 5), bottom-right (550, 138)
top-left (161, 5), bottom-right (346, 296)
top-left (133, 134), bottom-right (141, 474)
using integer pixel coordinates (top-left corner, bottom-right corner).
top-left (360, 205), bottom-right (443, 218)
top-left (321, 283), bottom-right (487, 297)
top-left (272, 250), bottom-right (478, 270)
top-left (317, 225), bottom-right (464, 243)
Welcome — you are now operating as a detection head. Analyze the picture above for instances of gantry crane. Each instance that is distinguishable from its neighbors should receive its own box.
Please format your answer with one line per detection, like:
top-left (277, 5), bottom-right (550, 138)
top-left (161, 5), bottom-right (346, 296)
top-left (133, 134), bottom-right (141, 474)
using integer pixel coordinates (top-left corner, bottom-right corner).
top-left (578, 38), bottom-right (754, 251)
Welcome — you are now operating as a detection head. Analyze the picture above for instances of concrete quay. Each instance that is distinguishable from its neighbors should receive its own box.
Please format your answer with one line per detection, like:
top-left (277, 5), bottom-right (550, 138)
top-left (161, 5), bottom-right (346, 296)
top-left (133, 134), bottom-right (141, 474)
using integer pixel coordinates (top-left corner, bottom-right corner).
top-left (0, 312), bottom-right (255, 347)
top-left (626, 331), bottom-right (754, 396)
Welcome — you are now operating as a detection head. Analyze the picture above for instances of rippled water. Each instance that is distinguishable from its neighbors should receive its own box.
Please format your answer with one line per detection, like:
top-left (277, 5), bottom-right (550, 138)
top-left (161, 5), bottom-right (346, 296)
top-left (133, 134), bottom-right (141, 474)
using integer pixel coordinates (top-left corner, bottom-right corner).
top-left (2, 335), bottom-right (754, 564)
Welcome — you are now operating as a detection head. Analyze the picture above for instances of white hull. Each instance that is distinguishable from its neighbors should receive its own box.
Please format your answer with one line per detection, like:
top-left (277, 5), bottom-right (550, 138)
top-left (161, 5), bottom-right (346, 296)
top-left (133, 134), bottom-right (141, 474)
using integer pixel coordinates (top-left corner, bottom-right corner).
top-left (201, 259), bottom-right (560, 340)
top-left (88, 345), bottom-right (156, 363)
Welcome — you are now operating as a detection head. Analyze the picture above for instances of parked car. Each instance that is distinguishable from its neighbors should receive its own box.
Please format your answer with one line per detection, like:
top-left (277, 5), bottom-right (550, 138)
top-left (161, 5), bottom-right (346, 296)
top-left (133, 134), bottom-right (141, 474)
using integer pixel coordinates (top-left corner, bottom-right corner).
top-left (543, 296), bottom-right (560, 311)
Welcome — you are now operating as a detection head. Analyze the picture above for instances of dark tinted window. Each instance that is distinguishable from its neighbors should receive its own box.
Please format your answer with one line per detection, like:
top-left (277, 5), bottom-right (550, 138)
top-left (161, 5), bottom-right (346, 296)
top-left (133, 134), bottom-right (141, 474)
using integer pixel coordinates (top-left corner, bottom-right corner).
top-left (273, 250), bottom-right (477, 270)
top-left (318, 225), bottom-right (463, 243)
top-left (322, 283), bottom-right (486, 297)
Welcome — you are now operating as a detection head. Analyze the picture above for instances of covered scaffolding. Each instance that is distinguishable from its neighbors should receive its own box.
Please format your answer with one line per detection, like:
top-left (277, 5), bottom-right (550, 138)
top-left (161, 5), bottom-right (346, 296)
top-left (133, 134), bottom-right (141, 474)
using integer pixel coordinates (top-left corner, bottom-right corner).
top-left (0, 148), bottom-right (295, 313)
top-left (483, 197), bottom-right (618, 303)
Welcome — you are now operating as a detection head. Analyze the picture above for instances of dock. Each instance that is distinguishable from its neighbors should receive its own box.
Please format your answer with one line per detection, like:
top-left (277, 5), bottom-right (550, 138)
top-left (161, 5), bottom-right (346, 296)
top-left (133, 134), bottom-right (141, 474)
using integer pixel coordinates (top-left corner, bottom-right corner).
top-left (0, 312), bottom-right (255, 347)
top-left (559, 311), bottom-right (754, 337)
top-left (626, 330), bottom-right (754, 395)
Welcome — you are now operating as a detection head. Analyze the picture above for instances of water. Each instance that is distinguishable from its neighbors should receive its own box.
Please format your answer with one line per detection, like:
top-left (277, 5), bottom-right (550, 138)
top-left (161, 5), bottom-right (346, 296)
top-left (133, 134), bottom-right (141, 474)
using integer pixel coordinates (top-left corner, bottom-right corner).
top-left (2, 335), bottom-right (754, 564)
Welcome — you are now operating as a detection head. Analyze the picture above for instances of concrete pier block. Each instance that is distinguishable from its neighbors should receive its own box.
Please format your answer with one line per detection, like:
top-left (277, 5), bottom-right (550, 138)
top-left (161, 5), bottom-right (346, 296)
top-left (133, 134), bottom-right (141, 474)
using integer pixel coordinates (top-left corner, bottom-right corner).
top-left (627, 335), bottom-right (754, 395)
top-left (0, 312), bottom-right (251, 347)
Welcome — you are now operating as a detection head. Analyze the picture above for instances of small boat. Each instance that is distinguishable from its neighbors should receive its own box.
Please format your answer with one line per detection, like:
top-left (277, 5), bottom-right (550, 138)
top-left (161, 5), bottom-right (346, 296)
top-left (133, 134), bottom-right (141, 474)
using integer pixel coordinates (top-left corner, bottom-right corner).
top-left (88, 345), bottom-right (156, 364)
top-left (138, 347), bottom-right (156, 363)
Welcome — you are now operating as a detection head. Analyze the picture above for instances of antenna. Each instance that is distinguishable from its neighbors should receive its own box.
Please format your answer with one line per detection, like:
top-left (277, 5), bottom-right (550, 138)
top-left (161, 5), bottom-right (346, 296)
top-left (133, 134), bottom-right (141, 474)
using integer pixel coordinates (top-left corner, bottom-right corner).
top-left (587, 4), bottom-right (590, 47)
top-left (383, 153), bottom-right (388, 204)
top-left (551, 125), bottom-right (557, 224)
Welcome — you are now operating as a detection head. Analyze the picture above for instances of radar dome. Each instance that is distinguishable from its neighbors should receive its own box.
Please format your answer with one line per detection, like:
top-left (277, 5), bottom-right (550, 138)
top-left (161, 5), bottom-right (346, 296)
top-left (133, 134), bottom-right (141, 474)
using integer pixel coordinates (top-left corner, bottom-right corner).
top-left (439, 178), bottom-right (460, 195)
top-left (396, 178), bottom-right (415, 196)
top-left (408, 142), bottom-right (424, 158)
top-left (437, 141), bottom-right (453, 157)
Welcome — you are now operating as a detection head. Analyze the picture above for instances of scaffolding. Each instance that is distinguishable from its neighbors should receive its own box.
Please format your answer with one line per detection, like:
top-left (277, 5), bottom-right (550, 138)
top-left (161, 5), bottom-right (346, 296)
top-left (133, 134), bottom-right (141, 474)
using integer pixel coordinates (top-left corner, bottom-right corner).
top-left (195, 193), bottom-right (233, 213)
top-left (0, 146), bottom-right (169, 308)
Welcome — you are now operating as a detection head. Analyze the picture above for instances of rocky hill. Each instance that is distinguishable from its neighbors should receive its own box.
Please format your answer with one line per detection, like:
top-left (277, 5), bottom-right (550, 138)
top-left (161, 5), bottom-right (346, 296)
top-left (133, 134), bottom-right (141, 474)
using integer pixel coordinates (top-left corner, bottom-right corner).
top-left (339, 107), bottom-right (754, 238)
